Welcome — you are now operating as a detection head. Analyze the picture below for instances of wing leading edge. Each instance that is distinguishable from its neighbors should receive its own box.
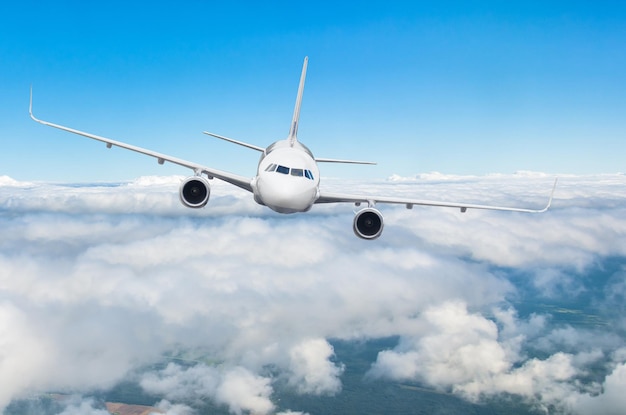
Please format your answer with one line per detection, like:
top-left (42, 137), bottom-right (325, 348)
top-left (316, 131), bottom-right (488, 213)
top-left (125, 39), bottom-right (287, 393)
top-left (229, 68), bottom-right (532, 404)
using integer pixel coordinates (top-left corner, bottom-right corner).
top-left (29, 88), bottom-right (253, 192)
top-left (316, 178), bottom-right (558, 213)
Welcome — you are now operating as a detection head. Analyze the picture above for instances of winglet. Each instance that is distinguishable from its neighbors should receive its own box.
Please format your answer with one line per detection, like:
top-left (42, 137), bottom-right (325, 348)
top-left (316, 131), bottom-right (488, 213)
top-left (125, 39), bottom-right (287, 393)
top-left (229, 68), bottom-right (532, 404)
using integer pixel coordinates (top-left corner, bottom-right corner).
top-left (539, 177), bottom-right (559, 213)
top-left (29, 85), bottom-right (35, 120)
top-left (29, 85), bottom-right (44, 124)
top-left (288, 56), bottom-right (308, 145)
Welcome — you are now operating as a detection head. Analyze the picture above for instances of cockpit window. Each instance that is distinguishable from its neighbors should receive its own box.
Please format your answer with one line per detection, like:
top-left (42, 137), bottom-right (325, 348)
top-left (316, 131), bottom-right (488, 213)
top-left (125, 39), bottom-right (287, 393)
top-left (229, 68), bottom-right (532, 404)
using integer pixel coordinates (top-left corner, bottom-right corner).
top-left (265, 164), bottom-right (314, 180)
top-left (276, 165), bottom-right (290, 175)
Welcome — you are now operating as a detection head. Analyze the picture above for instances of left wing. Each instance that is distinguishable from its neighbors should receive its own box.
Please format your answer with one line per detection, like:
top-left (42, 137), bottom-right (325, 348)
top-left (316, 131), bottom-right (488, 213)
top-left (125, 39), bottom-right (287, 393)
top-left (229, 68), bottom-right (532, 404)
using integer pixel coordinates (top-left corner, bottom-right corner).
top-left (316, 178), bottom-right (558, 213)
top-left (30, 88), bottom-right (253, 192)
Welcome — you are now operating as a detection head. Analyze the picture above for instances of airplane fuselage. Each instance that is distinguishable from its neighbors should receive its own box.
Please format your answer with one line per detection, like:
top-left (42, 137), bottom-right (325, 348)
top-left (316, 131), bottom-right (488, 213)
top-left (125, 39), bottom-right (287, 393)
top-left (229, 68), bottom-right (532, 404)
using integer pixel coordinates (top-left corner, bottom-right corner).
top-left (251, 139), bottom-right (320, 213)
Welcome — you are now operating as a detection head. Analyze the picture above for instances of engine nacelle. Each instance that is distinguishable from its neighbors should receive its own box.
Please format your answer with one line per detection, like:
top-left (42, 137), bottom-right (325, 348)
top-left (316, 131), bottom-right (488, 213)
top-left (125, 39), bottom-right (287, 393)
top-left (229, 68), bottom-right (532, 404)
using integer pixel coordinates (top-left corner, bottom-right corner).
top-left (353, 208), bottom-right (384, 240)
top-left (179, 176), bottom-right (211, 208)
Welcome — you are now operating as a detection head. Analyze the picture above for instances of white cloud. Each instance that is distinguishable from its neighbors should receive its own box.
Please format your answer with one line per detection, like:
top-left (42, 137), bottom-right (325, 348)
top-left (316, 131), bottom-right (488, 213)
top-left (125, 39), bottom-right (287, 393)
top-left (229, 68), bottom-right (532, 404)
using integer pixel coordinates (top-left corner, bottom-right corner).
top-left (286, 339), bottom-right (344, 395)
top-left (154, 400), bottom-right (195, 415)
top-left (140, 364), bottom-right (274, 415)
top-left (0, 304), bottom-right (51, 409)
top-left (215, 367), bottom-right (275, 415)
top-left (368, 301), bottom-right (581, 408)
top-left (1, 173), bottom-right (625, 413)
top-left (571, 362), bottom-right (626, 415)
top-left (140, 363), bottom-right (220, 404)
top-left (57, 398), bottom-right (109, 415)
top-left (368, 301), bottom-right (516, 388)
top-left (0, 175), bottom-right (33, 187)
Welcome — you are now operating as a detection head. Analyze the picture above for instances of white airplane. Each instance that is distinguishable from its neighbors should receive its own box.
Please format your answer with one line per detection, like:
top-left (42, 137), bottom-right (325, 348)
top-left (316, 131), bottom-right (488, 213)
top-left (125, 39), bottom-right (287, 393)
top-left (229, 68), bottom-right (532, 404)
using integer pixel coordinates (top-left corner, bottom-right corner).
top-left (30, 57), bottom-right (556, 240)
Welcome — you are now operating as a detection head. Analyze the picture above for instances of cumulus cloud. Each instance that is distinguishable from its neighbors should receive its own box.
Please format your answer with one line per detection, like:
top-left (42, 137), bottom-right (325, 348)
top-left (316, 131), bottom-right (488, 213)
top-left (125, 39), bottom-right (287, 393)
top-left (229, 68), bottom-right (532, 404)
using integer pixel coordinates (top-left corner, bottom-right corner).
top-left (0, 175), bottom-right (33, 187)
top-left (1, 173), bottom-right (625, 414)
top-left (368, 301), bottom-right (514, 386)
top-left (141, 364), bottom-right (275, 415)
top-left (286, 339), bottom-right (344, 395)
top-left (0, 304), bottom-right (51, 409)
top-left (154, 400), bottom-right (195, 415)
top-left (367, 301), bottom-right (585, 410)
top-left (568, 362), bottom-right (626, 415)
top-left (56, 398), bottom-right (109, 415)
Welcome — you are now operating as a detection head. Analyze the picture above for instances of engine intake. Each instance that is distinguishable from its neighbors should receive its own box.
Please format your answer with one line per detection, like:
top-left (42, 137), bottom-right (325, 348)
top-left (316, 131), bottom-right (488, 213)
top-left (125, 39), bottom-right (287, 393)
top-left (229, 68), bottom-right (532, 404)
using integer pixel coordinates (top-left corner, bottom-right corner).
top-left (353, 208), bottom-right (384, 240)
top-left (179, 176), bottom-right (211, 208)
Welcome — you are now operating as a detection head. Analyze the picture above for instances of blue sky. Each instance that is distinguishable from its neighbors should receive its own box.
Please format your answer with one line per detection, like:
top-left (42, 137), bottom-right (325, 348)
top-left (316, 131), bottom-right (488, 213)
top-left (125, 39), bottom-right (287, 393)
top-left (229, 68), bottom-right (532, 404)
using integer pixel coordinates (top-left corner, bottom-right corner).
top-left (2, 1), bottom-right (625, 182)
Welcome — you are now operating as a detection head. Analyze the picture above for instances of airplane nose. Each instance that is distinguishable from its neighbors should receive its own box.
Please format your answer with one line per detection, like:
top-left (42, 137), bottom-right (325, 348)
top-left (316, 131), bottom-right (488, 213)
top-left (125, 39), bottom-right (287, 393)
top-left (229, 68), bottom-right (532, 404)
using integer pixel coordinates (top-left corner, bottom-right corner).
top-left (256, 176), bottom-right (315, 213)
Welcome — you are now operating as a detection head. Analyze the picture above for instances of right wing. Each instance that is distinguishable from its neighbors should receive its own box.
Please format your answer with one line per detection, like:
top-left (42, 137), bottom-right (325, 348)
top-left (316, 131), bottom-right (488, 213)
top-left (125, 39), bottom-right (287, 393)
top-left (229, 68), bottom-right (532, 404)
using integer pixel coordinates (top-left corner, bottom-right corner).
top-left (30, 88), bottom-right (253, 192)
top-left (316, 178), bottom-right (558, 213)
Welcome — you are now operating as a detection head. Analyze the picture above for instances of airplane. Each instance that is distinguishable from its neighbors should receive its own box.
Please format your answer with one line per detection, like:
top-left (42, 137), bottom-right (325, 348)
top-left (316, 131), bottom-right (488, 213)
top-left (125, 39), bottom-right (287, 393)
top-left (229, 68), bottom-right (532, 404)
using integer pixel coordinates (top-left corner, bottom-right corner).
top-left (29, 57), bottom-right (557, 240)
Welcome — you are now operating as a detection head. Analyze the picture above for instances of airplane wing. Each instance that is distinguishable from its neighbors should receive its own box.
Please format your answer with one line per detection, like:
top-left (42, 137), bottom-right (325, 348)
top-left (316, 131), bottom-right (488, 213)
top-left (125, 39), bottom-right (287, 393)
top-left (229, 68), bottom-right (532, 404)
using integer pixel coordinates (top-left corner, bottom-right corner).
top-left (316, 178), bottom-right (558, 213)
top-left (30, 89), bottom-right (253, 192)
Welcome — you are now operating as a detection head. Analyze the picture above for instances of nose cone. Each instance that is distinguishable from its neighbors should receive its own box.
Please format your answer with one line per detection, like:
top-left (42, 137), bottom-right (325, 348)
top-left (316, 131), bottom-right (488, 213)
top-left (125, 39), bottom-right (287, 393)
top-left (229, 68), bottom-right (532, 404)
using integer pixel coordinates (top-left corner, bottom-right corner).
top-left (256, 175), bottom-right (317, 213)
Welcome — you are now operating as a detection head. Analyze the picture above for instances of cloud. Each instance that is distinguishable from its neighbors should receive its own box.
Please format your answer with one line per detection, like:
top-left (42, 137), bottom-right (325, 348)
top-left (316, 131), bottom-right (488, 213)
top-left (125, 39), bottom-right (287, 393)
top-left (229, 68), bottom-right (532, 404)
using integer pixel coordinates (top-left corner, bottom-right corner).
top-left (154, 400), bottom-right (195, 415)
top-left (571, 362), bottom-right (626, 415)
top-left (1, 173), bottom-right (625, 413)
top-left (215, 367), bottom-right (275, 415)
top-left (367, 301), bottom-right (583, 409)
top-left (0, 175), bottom-right (33, 187)
top-left (56, 398), bottom-right (109, 415)
top-left (286, 339), bottom-right (344, 395)
top-left (382, 173), bottom-right (626, 268)
top-left (0, 303), bottom-right (51, 409)
top-left (368, 301), bottom-right (514, 386)
top-left (140, 364), bottom-right (274, 415)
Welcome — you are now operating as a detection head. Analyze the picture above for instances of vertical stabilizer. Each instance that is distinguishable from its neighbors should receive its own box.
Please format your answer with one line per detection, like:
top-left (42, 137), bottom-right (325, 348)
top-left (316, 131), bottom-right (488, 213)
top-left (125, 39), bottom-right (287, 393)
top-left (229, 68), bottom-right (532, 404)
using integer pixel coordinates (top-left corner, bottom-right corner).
top-left (288, 56), bottom-right (308, 145)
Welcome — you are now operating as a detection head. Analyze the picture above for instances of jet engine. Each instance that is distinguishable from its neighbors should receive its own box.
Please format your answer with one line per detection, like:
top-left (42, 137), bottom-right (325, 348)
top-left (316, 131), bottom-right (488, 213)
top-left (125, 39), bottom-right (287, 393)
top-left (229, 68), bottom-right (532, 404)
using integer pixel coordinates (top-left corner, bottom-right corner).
top-left (353, 207), bottom-right (384, 240)
top-left (179, 176), bottom-right (211, 208)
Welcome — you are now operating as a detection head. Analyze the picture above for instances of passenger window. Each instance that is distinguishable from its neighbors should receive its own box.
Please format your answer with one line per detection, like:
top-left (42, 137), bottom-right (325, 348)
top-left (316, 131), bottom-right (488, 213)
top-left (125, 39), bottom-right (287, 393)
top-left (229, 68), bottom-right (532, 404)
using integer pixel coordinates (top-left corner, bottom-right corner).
top-left (276, 165), bottom-right (290, 175)
top-left (291, 168), bottom-right (304, 177)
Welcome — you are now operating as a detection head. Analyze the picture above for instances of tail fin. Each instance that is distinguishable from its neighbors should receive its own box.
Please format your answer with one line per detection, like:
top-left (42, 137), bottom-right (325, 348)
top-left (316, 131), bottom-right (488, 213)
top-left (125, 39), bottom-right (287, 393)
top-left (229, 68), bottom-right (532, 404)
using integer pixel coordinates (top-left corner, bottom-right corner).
top-left (288, 56), bottom-right (308, 146)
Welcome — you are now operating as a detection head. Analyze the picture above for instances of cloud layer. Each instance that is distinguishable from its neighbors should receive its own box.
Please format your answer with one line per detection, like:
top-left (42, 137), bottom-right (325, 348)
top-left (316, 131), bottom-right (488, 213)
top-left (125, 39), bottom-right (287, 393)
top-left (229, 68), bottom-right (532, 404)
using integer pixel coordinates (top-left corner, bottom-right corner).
top-left (1, 173), bottom-right (625, 414)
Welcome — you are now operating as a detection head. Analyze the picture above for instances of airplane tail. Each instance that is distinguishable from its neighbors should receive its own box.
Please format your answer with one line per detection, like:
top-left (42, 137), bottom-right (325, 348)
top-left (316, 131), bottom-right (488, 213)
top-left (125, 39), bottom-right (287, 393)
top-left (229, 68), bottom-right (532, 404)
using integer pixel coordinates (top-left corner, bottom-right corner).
top-left (206, 57), bottom-right (375, 165)
top-left (288, 56), bottom-right (308, 146)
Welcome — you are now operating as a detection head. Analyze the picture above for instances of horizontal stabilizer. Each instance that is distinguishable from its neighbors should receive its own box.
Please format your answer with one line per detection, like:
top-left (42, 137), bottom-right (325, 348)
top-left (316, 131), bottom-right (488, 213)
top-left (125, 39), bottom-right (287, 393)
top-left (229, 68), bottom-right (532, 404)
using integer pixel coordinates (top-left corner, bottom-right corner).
top-left (203, 131), bottom-right (265, 152)
top-left (315, 157), bottom-right (377, 165)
